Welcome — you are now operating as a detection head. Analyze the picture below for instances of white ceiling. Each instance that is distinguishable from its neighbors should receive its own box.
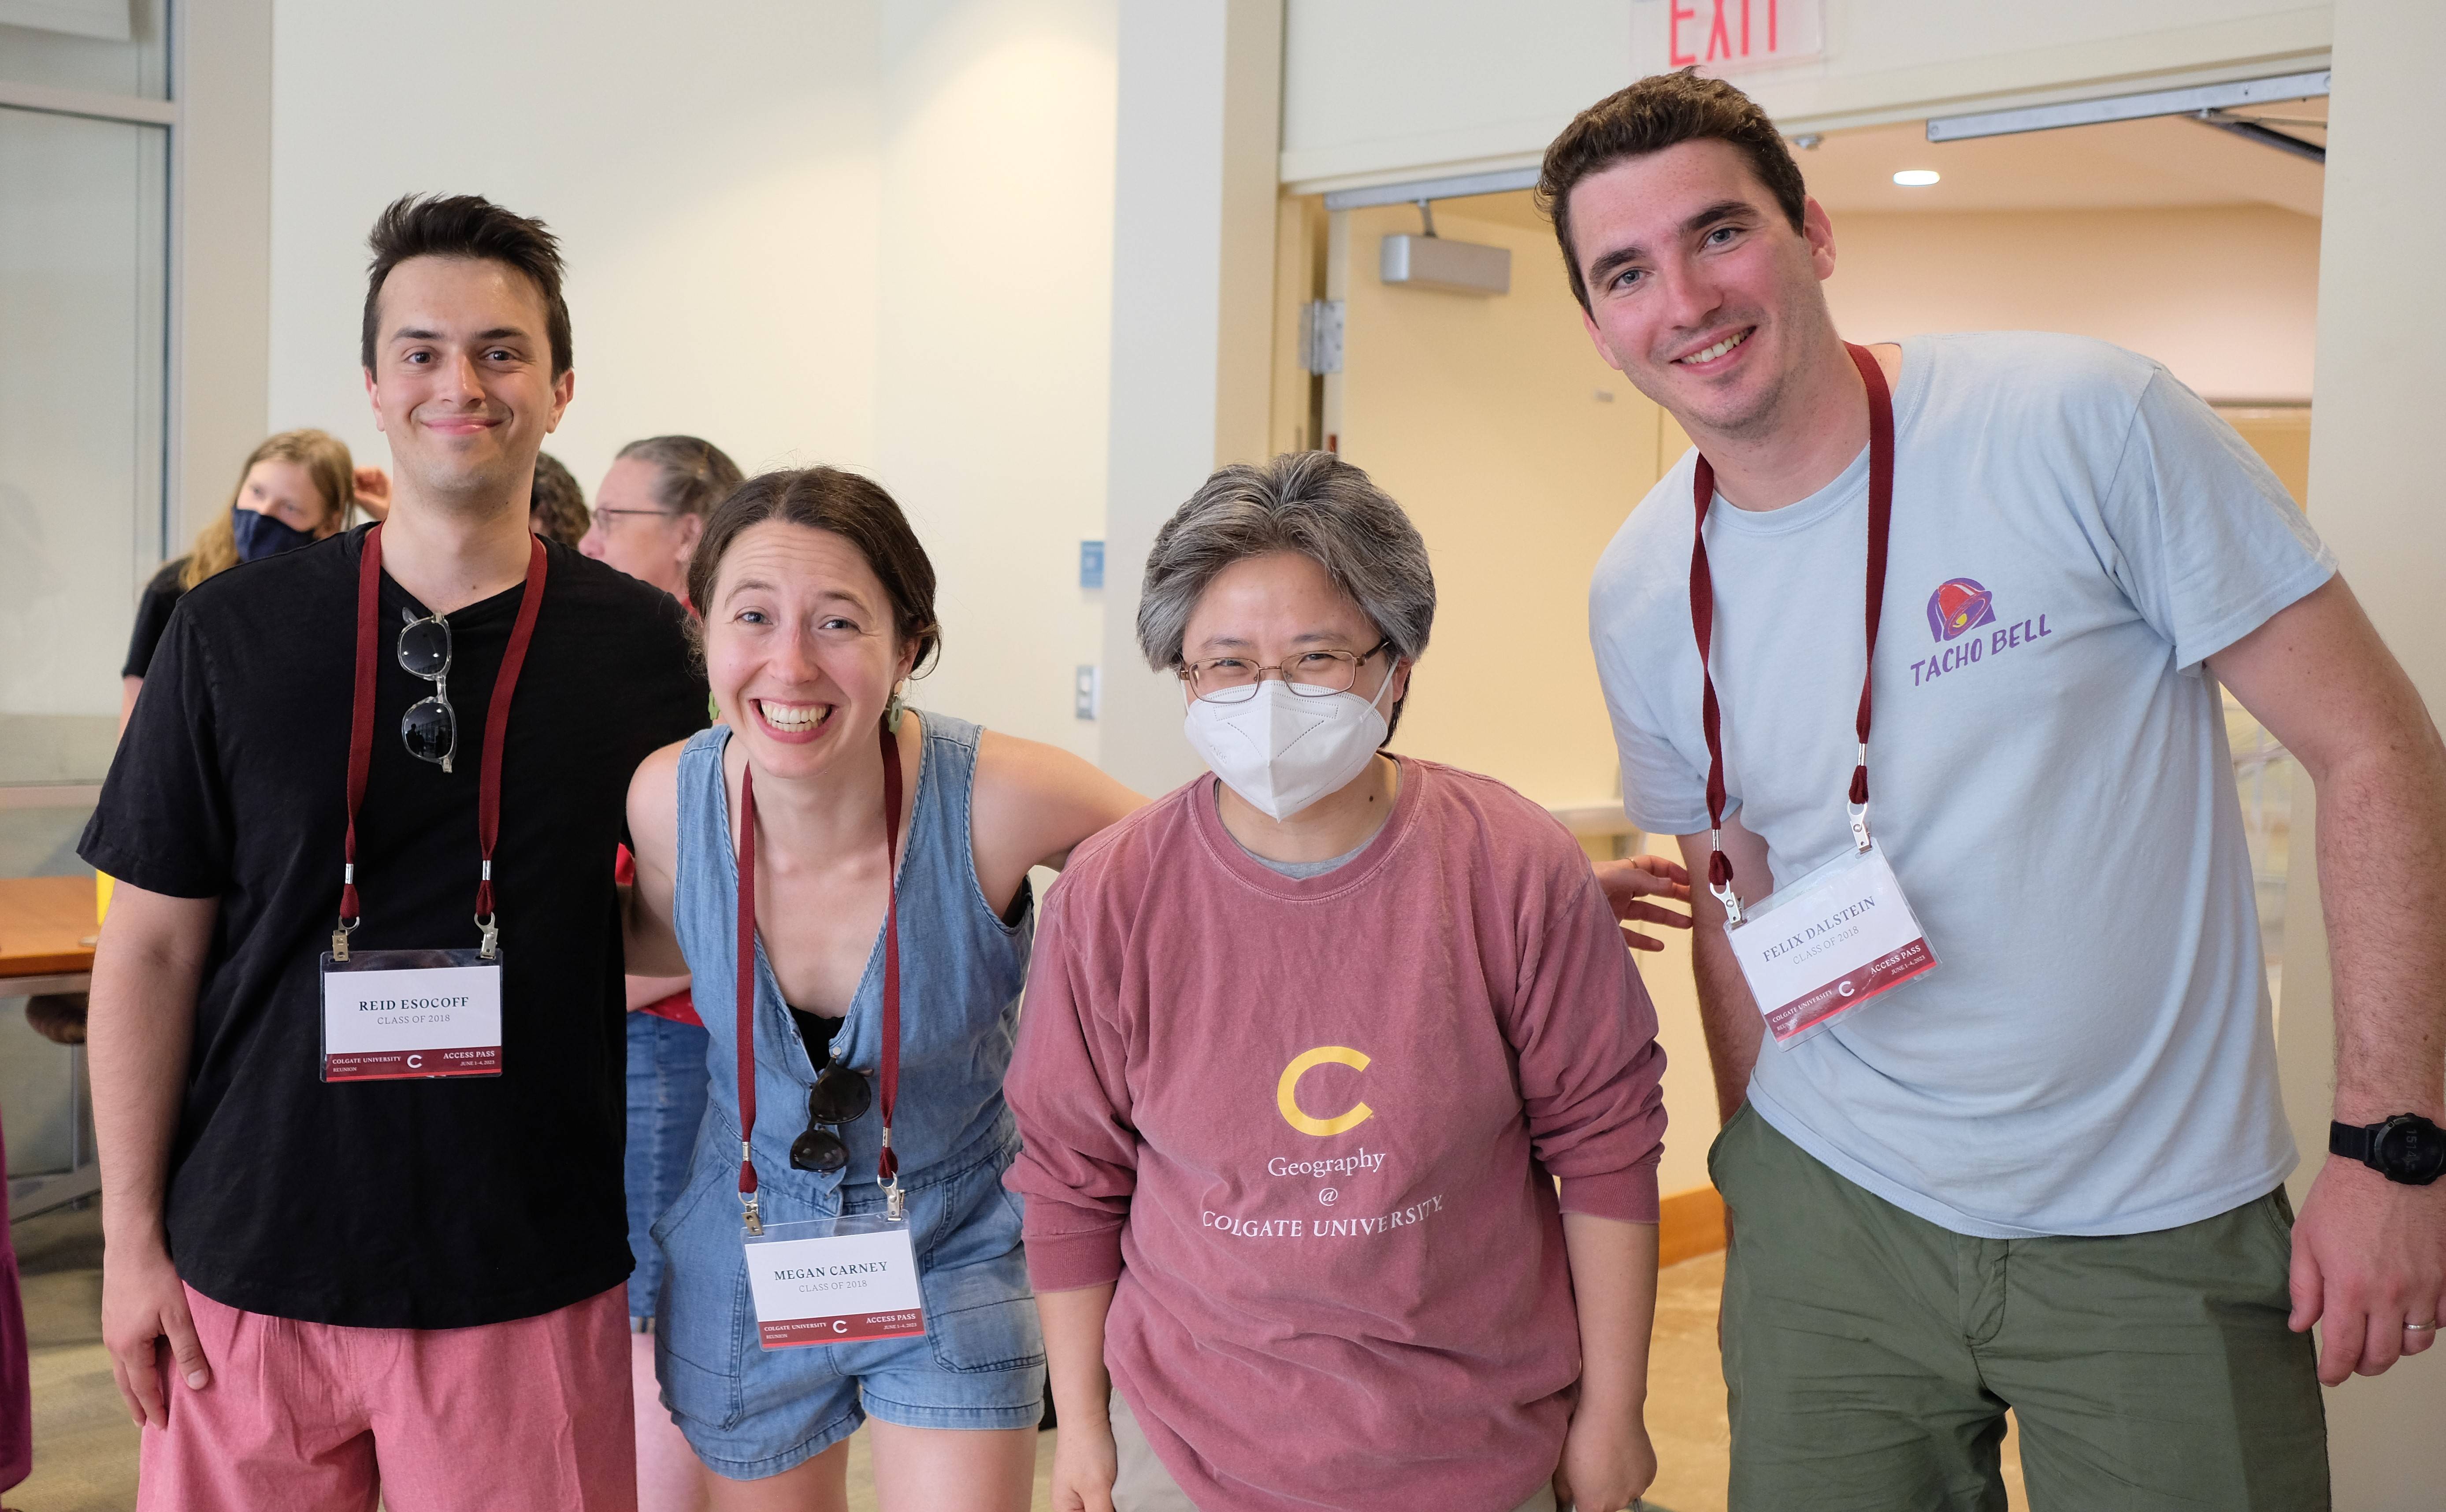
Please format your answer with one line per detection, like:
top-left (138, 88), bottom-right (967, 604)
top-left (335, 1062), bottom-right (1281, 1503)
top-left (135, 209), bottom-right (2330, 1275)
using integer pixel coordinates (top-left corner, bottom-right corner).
top-left (1444, 100), bottom-right (2324, 227)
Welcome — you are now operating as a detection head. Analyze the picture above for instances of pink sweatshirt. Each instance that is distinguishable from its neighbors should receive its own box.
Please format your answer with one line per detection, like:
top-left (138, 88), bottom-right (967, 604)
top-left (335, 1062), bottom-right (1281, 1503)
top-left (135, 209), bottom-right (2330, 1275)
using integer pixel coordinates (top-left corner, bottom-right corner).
top-left (1005, 758), bottom-right (1668, 1512)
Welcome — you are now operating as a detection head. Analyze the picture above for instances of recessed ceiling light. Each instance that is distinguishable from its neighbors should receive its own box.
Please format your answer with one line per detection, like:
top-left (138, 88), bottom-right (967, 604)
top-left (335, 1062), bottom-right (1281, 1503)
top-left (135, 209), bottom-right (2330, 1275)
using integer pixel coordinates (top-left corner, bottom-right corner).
top-left (1893, 169), bottom-right (1941, 187)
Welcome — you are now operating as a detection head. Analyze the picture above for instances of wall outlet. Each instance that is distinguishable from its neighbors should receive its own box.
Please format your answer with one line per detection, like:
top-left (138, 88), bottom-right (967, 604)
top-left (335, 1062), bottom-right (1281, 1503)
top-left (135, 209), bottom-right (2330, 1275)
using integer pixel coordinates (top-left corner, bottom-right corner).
top-left (1074, 664), bottom-right (1100, 720)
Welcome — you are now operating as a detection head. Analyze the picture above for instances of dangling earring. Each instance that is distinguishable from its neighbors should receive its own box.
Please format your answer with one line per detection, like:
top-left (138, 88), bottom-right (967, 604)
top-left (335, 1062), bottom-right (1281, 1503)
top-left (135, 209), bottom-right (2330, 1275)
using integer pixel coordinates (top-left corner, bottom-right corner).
top-left (883, 684), bottom-right (907, 734)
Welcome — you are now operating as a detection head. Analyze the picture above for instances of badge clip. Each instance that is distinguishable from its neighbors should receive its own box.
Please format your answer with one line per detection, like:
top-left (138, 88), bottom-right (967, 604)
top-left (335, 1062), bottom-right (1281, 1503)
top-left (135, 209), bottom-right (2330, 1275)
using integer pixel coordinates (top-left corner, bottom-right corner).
top-left (331, 923), bottom-right (354, 962)
top-left (885, 1180), bottom-right (906, 1224)
top-left (1710, 828), bottom-right (1745, 928)
top-left (1848, 804), bottom-right (1872, 853)
top-left (476, 913), bottom-right (500, 961)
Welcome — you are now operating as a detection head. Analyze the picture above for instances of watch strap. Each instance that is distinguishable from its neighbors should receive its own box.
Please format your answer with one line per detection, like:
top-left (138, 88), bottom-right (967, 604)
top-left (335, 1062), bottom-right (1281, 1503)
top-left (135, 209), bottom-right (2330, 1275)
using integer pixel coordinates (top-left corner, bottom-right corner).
top-left (2331, 1120), bottom-right (2376, 1164)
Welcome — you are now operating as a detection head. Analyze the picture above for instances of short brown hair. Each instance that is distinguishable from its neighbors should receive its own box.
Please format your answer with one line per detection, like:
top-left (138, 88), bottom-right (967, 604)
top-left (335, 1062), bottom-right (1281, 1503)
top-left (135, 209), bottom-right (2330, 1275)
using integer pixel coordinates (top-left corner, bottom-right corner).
top-left (360, 193), bottom-right (573, 375)
top-left (687, 468), bottom-right (941, 676)
top-left (616, 435), bottom-right (744, 520)
top-left (1536, 71), bottom-right (1807, 310)
top-left (527, 452), bottom-right (589, 547)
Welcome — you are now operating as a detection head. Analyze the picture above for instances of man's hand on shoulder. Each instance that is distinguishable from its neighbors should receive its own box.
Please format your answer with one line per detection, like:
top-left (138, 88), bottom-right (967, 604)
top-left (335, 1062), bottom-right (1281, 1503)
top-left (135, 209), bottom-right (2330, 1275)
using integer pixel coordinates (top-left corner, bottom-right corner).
top-left (1592, 854), bottom-right (1693, 951)
top-left (2289, 1155), bottom-right (2446, 1384)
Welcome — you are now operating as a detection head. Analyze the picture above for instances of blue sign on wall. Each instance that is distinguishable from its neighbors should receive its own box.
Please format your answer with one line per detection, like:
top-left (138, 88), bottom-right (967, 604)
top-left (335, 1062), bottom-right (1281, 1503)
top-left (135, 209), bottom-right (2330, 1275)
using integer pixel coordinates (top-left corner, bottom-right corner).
top-left (1080, 540), bottom-right (1106, 590)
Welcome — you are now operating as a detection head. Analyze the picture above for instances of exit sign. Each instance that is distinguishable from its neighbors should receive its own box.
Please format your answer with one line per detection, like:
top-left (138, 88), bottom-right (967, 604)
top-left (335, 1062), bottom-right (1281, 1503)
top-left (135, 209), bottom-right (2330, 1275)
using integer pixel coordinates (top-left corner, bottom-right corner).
top-left (1639, 0), bottom-right (1826, 76)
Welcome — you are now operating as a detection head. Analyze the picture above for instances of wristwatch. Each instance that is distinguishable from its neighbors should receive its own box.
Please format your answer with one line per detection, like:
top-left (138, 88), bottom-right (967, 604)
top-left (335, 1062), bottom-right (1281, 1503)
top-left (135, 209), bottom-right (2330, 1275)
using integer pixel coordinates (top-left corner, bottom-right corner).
top-left (2331, 1115), bottom-right (2446, 1186)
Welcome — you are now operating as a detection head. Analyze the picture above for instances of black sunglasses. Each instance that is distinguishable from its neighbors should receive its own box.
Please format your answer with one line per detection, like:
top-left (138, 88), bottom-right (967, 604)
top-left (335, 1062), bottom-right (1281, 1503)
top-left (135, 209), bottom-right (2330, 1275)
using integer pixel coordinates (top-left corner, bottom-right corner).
top-left (789, 1055), bottom-right (873, 1173)
top-left (397, 610), bottom-right (456, 772)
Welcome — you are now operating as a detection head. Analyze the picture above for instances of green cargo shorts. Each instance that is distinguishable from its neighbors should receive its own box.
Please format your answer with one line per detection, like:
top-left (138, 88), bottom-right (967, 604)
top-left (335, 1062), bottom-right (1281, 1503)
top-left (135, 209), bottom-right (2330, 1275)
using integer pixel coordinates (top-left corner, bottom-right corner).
top-left (1711, 1104), bottom-right (2328, 1511)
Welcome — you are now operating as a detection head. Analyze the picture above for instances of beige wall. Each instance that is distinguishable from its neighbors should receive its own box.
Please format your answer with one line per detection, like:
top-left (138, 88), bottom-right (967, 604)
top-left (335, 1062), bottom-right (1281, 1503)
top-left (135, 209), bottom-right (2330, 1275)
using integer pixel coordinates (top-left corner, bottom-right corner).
top-left (1281, 0), bottom-right (2332, 189)
top-left (1825, 206), bottom-right (2323, 402)
top-left (1325, 202), bottom-right (1715, 1193)
top-left (264, 0), bottom-right (1125, 755)
top-left (1094, 0), bottom-right (1286, 797)
top-left (2284, 1), bottom-right (2446, 1503)
top-left (874, 0), bottom-right (1118, 759)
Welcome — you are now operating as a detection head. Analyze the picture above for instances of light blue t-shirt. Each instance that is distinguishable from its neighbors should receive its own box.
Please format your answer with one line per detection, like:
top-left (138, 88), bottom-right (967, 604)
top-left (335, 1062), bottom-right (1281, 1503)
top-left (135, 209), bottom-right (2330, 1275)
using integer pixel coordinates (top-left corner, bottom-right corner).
top-left (1589, 332), bottom-right (2335, 1238)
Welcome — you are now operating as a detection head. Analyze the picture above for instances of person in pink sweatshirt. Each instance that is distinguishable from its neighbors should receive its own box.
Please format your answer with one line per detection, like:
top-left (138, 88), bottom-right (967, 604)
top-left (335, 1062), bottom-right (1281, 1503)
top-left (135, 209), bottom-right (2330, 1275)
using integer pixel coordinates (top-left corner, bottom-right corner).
top-left (1005, 451), bottom-right (1689, 1512)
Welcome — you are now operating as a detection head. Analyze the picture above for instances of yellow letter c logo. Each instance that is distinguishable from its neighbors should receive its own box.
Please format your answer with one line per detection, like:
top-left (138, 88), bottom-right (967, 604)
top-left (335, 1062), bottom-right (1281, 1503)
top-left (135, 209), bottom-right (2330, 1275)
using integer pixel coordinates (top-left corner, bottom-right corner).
top-left (1277, 1046), bottom-right (1373, 1137)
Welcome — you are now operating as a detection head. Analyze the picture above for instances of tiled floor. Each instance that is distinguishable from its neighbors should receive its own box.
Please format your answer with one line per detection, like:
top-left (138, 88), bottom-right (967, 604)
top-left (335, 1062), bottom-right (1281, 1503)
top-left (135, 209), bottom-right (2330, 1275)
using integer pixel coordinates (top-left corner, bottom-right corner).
top-left (4, 1209), bottom-right (2021, 1510)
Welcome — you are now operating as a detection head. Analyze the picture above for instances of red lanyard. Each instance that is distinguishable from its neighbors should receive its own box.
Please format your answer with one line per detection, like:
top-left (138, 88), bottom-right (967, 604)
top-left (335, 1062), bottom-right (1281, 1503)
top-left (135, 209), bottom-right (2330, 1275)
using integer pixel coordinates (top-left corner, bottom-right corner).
top-left (1689, 343), bottom-right (1895, 924)
top-left (735, 722), bottom-right (908, 1220)
top-left (337, 523), bottom-right (549, 956)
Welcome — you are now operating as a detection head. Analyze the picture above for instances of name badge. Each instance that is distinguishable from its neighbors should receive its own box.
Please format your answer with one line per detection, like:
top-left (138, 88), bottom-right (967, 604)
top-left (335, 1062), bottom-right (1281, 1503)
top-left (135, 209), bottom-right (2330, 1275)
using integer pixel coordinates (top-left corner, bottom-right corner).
top-left (319, 948), bottom-right (505, 1081)
top-left (1725, 840), bottom-right (1936, 1048)
top-left (746, 1214), bottom-right (926, 1349)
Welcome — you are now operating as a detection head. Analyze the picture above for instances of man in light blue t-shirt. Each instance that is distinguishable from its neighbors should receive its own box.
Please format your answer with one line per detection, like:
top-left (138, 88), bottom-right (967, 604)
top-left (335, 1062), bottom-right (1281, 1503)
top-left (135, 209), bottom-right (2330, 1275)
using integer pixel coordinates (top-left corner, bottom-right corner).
top-left (1545, 72), bottom-right (2446, 1510)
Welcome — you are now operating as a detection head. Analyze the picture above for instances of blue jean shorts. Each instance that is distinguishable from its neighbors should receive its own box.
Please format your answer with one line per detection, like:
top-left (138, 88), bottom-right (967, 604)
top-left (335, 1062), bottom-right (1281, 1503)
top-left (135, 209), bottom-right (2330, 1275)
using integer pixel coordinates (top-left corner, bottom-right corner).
top-left (649, 1128), bottom-right (1046, 1481)
top-left (626, 1012), bottom-right (712, 1322)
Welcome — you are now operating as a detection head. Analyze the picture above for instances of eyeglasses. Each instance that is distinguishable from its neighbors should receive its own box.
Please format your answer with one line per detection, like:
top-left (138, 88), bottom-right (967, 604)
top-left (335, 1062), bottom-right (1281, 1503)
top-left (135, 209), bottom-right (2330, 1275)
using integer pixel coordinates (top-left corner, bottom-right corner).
top-left (1180, 640), bottom-right (1390, 704)
top-left (789, 1055), bottom-right (873, 1173)
top-left (588, 507), bottom-right (678, 531)
top-left (397, 610), bottom-right (456, 772)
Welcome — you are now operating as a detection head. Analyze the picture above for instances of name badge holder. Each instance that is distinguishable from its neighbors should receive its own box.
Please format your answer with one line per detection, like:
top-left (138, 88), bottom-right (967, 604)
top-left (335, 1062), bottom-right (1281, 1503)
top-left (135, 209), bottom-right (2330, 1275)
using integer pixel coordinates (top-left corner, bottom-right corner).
top-left (736, 723), bottom-right (926, 1348)
top-left (319, 524), bottom-right (546, 1082)
top-left (1692, 344), bottom-right (1938, 1049)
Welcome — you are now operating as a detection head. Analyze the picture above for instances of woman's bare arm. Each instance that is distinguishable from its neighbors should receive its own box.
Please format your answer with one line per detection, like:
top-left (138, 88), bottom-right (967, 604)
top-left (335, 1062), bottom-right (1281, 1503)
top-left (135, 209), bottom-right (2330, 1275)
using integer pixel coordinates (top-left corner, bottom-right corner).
top-left (970, 732), bottom-right (1145, 916)
top-left (622, 741), bottom-right (690, 977)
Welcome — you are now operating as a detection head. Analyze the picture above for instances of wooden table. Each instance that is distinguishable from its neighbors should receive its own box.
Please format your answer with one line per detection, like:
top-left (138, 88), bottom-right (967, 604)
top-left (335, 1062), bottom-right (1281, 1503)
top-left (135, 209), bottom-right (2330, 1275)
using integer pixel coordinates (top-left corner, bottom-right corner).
top-left (0, 875), bottom-right (98, 988)
top-left (0, 875), bottom-right (99, 1220)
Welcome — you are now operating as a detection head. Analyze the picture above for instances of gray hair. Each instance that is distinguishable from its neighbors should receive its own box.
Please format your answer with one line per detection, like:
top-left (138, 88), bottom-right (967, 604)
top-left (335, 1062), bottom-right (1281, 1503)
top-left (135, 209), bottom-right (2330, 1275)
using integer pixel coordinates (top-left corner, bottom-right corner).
top-left (615, 434), bottom-right (745, 519)
top-left (1138, 452), bottom-right (1435, 726)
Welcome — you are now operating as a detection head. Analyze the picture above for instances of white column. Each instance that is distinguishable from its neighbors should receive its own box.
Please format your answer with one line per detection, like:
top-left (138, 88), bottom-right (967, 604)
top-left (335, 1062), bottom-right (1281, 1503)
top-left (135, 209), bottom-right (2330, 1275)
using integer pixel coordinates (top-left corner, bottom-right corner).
top-left (1095, 0), bottom-right (1282, 796)
top-left (2285, 3), bottom-right (2446, 1505)
top-left (173, 0), bottom-right (274, 540)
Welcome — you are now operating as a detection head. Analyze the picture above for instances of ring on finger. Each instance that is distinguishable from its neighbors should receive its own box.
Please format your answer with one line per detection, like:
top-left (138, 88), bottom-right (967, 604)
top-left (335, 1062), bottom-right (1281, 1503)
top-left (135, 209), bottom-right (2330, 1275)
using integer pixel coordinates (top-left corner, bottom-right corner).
top-left (2404, 1321), bottom-right (2438, 1333)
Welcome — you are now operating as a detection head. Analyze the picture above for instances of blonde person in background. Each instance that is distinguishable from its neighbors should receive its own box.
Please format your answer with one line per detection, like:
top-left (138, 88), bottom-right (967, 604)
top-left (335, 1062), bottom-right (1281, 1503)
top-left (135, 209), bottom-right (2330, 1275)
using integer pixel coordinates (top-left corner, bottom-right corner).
top-left (119, 430), bottom-right (356, 733)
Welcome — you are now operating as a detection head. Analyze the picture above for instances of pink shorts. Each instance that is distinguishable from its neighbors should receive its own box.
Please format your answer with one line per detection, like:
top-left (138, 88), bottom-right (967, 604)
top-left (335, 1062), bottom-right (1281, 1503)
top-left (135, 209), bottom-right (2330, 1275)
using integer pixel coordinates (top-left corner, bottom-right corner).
top-left (138, 1282), bottom-right (635, 1512)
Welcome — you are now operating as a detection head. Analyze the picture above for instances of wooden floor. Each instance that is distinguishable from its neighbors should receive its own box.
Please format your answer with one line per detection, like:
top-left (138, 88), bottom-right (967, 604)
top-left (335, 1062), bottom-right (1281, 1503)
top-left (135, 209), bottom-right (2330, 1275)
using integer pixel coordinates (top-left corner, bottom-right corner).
top-left (3, 1207), bottom-right (2023, 1511)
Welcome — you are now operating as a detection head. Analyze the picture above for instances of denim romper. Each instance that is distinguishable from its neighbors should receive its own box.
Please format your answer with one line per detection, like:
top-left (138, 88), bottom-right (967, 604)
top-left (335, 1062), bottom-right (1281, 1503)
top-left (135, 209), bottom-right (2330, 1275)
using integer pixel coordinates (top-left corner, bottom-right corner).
top-left (650, 715), bottom-right (1044, 1478)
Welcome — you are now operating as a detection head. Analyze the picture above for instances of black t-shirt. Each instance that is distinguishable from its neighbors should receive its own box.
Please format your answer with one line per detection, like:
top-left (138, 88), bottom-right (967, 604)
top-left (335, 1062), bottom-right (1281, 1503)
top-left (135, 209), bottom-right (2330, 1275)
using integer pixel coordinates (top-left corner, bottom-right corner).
top-left (122, 557), bottom-right (189, 678)
top-left (81, 525), bottom-right (707, 1328)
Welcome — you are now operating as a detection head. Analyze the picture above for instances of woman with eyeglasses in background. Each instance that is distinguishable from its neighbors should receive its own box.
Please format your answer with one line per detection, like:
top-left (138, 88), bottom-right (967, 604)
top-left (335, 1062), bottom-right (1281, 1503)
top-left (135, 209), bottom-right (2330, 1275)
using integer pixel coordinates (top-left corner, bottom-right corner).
top-left (575, 433), bottom-right (739, 1512)
top-left (621, 467), bottom-right (1139, 1510)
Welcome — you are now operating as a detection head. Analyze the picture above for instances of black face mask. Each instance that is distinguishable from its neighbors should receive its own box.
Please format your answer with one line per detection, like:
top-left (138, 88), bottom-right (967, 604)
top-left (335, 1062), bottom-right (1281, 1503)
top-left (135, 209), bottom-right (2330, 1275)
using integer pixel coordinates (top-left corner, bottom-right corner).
top-left (230, 505), bottom-right (317, 563)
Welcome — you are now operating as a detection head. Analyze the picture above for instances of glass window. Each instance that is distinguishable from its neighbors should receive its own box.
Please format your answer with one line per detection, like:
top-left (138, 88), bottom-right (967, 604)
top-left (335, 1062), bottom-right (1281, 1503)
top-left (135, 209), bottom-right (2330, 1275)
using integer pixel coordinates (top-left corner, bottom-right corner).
top-left (0, 102), bottom-right (168, 875)
top-left (0, 1), bottom-right (170, 100)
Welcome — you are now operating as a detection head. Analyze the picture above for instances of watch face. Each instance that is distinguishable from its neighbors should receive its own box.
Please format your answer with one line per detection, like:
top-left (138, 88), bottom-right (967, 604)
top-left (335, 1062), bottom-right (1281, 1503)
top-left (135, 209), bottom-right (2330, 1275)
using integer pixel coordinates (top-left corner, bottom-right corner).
top-left (2378, 1119), bottom-right (2446, 1180)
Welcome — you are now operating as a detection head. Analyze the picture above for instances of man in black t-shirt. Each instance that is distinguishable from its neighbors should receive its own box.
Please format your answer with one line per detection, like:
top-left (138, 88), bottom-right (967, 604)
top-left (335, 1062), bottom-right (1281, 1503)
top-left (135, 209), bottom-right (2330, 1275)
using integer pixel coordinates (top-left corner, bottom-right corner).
top-left (82, 196), bottom-right (705, 1511)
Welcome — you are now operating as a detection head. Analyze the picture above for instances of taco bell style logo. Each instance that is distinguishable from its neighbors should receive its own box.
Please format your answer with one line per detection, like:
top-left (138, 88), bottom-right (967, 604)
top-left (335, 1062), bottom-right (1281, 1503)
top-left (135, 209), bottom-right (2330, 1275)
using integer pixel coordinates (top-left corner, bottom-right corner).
top-left (1910, 576), bottom-right (2052, 687)
top-left (1926, 578), bottom-right (1996, 641)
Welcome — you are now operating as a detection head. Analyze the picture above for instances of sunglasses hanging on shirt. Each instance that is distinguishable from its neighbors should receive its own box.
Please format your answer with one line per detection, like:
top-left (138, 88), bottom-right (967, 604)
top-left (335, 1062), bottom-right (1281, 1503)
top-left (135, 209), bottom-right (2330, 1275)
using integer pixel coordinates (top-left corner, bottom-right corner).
top-left (318, 523), bottom-right (546, 1083)
top-left (733, 722), bottom-right (929, 1351)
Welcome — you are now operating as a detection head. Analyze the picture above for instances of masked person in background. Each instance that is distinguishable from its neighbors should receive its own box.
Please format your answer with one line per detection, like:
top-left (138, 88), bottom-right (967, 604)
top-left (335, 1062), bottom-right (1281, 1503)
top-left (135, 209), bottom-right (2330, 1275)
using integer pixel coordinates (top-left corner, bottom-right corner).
top-left (621, 467), bottom-right (1139, 1509)
top-left (1007, 451), bottom-right (1689, 1512)
top-left (119, 430), bottom-right (356, 733)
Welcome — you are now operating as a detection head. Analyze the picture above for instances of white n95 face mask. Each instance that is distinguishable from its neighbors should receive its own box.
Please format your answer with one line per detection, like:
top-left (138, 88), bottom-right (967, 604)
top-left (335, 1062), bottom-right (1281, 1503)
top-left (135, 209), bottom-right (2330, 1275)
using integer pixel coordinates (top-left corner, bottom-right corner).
top-left (1182, 673), bottom-right (1392, 822)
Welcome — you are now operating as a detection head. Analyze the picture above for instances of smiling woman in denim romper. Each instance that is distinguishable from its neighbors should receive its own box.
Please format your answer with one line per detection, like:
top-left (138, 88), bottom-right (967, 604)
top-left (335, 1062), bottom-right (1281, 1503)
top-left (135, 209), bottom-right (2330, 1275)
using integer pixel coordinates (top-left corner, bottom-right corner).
top-left (623, 467), bottom-right (1141, 1509)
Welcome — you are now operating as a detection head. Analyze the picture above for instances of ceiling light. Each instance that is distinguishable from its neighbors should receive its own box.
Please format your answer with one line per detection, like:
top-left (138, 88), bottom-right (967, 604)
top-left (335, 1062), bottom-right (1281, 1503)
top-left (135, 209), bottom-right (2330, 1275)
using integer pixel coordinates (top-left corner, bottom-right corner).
top-left (1893, 169), bottom-right (1941, 187)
